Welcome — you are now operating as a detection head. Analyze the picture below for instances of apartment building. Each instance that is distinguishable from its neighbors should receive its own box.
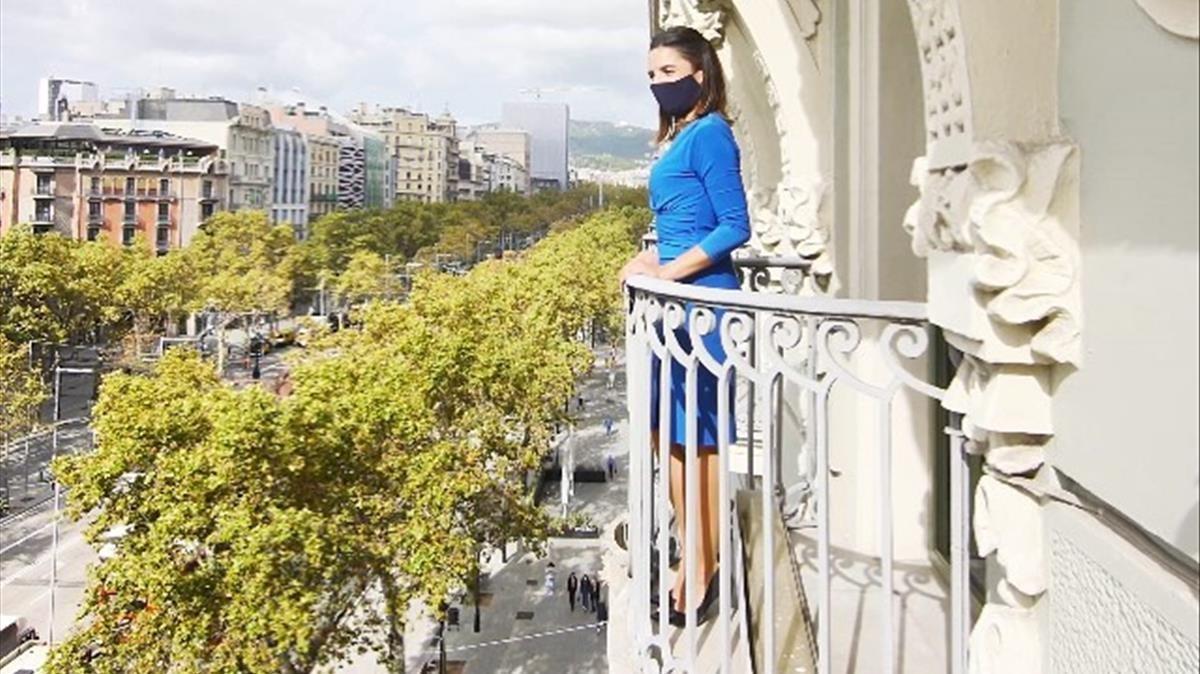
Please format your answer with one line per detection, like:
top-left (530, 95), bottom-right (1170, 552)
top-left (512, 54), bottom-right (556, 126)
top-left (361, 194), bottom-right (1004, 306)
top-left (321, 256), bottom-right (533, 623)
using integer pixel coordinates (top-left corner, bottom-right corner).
top-left (500, 102), bottom-right (568, 192)
top-left (272, 127), bottom-right (309, 238)
top-left (100, 94), bottom-right (273, 214)
top-left (0, 123), bottom-right (228, 250)
top-left (349, 105), bottom-right (460, 204)
top-left (469, 127), bottom-right (531, 195)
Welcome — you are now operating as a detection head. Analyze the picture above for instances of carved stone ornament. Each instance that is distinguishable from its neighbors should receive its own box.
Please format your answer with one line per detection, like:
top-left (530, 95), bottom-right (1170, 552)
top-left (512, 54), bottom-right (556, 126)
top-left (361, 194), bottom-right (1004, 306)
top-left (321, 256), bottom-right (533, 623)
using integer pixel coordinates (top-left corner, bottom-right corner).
top-left (904, 142), bottom-right (1082, 367)
top-left (969, 603), bottom-right (1043, 674)
top-left (658, 0), bottom-right (727, 44)
top-left (974, 475), bottom-right (1048, 597)
top-left (1133, 0), bottom-right (1199, 38)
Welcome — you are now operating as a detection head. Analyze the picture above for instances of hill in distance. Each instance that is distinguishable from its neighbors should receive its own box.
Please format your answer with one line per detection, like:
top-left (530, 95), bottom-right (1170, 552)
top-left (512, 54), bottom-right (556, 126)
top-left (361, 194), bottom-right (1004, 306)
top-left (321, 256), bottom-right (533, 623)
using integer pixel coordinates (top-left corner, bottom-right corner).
top-left (570, 120), bottom-right (655, 171)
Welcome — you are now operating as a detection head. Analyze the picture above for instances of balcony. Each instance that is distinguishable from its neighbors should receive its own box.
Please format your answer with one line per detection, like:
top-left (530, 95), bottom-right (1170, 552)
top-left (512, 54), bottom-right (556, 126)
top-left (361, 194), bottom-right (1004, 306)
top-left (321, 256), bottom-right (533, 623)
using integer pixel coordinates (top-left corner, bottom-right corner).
top-left (613, 262), bottom-right (973, 674)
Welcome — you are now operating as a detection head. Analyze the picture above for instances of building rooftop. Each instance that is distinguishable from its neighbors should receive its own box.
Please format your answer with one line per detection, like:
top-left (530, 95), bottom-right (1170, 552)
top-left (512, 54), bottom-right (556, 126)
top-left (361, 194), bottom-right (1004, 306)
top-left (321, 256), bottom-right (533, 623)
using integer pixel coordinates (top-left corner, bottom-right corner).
top-left (0, 122), bottom-right (219, 151)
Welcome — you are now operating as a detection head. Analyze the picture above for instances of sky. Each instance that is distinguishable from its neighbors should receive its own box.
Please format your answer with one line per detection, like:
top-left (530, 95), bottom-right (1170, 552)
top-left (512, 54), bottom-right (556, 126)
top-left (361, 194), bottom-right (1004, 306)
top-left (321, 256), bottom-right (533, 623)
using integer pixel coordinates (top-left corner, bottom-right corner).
top-left (0, 0), bottom-right (658, 128)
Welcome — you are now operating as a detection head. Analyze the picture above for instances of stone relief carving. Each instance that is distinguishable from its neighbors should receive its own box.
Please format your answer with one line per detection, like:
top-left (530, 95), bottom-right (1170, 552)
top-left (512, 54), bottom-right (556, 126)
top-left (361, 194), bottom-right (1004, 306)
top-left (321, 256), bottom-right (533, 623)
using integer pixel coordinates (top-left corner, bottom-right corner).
top-left (726, 35), bottom-right (834, 291)
top-left (1133, 0), bottom-right (1200, 39)
top-left (658, 0), bottom-right (728, 43)
top-left (904, 142), bottom-right (1082, 368)
top-left (907, 0), bottom-right (974, 168)
top-left (903, 8), bottom-right (1087, 671)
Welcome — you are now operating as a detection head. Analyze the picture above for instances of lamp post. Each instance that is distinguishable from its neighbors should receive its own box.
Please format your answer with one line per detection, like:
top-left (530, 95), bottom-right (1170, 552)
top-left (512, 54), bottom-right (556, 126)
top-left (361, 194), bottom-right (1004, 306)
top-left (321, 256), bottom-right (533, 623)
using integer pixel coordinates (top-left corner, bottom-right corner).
top-left (49, 364), bottom-right (94, 646)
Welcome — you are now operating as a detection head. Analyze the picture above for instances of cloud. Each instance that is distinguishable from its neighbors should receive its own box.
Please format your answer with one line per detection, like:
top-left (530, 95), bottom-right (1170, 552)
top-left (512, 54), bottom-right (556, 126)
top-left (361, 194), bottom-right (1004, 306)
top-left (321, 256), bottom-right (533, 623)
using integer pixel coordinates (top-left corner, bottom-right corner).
top-left (0, 0), bottom-right (658, 127)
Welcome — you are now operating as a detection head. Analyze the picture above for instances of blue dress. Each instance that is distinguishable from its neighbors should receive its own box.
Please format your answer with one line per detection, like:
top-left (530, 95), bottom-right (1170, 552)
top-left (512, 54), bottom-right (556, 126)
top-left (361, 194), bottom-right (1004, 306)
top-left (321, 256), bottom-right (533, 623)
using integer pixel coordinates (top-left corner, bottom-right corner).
top-left (647, 113), bottom-right (751, 448)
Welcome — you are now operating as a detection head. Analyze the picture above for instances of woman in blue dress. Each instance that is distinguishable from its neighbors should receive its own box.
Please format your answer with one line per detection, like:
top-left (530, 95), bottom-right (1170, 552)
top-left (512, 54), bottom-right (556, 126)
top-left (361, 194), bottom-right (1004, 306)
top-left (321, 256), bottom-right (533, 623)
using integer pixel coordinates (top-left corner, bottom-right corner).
top-left (619, 26), bottom-right (751, 627)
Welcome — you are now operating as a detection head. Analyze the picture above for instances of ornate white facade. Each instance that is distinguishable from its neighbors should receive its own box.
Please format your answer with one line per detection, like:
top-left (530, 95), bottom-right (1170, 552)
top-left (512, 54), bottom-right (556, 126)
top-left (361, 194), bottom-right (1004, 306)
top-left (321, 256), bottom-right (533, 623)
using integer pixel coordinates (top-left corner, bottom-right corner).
top-left (612, 0), bottom-right (1199, 671)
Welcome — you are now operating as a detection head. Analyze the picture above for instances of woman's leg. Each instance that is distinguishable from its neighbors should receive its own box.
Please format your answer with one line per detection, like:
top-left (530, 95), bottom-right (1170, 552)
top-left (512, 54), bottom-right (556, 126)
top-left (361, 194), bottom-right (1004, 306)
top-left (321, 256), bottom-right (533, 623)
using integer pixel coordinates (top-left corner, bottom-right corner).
top-left (669, 443), bottom-right (687, 608)
top-left (671, 445), bottom-right (723, 611)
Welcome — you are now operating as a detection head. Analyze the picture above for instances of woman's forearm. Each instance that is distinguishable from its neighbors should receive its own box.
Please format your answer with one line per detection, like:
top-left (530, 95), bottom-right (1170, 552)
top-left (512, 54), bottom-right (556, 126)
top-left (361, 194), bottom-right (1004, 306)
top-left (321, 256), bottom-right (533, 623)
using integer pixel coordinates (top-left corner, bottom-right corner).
top-left (656, 245), bottom-right (715, 282)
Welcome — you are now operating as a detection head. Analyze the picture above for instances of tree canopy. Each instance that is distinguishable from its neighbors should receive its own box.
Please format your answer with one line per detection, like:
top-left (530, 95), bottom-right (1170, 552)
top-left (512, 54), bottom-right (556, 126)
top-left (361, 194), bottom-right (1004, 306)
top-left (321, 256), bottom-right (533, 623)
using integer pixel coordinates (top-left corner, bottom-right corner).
top-left (46, 206), bottom-right (649, 673)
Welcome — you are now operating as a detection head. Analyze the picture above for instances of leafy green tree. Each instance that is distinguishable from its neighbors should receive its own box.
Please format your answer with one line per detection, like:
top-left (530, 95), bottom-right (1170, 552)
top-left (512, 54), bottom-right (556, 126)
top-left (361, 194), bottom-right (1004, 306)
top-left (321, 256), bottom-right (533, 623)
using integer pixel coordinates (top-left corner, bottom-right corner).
top-left (45, 207), bottom-right (650, 673)
top-left (184, 212), bottom-right (295, 372)
top-left (0, 227), bottom-right (128, 346)
top-left (117, 243), bottom-right (201, 355)
top-left (333, 250), bottom-right (399, 306)
top-left (0, 334), bottom-right (45, 438)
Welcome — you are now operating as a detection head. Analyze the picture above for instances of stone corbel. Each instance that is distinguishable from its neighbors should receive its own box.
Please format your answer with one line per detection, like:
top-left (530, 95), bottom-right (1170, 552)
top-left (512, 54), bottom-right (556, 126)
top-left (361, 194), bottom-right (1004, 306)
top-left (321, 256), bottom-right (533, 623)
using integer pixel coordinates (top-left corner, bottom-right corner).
top-left (905, 141), bottom-right (1082, 368)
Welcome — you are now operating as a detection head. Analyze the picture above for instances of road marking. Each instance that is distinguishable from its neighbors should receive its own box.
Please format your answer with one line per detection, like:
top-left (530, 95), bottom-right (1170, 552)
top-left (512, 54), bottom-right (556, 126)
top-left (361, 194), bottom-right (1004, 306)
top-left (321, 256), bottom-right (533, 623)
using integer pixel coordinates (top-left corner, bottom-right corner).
top-left (0, 522), bottom-right (54, 556)
top-left (0, 523), bottom-right (88, 589)
top-left (417, 621), bottom-right (608, 656)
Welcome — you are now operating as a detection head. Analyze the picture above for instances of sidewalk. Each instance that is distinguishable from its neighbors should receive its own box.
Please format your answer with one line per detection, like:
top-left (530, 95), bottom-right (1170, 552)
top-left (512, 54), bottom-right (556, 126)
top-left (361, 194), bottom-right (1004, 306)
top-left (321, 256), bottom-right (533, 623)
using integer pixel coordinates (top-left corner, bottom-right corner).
top-left (433, 347), bottom-right (629, 674)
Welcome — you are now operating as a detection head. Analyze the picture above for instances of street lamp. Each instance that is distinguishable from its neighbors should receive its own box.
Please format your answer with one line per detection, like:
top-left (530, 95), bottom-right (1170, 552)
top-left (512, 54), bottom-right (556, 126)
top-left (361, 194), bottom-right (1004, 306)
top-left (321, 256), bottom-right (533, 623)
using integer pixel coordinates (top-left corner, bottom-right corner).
top-left (49, 364), bottom-right (95, 647)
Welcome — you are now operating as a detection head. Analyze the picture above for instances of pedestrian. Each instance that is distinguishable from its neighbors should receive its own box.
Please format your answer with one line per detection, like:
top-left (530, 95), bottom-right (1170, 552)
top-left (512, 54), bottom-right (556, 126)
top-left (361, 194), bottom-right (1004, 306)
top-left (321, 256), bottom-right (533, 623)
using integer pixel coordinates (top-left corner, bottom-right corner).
top-left (577, 395), bottom-right (585, 411)
top-left (590, 579), bottom-right (602, 614)
top-left (580, 574), bottom-right (593, 612)
top-left (604, 416), bottom-right (614, 437)
top-left (545, 562), bottom-right (557, 594)
top-left (607, 368), bottom-right (617, 390)
top-left (567, 572), bottom-right (579, 612)
top-left (606, 453), bottom-right (617, 479)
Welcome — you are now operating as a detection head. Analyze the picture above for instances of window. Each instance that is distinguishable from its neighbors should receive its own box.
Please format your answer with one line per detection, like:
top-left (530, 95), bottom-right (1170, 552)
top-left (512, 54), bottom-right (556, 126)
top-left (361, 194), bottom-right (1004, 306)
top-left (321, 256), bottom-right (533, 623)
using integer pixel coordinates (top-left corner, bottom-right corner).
top-left (35, 201), bottom-right (52, 222)
top-left (202, 180), bottom-right (214, 199)
top-left (123, 226), bottom-right (136, 246)
top-left (90, 176), bottom-right (100, 194)
top-left (89, 201), bottom-right (102, 220)
top-left (201, 202), bottom-right (215, 220)
top-left (157, 203), bottom-right (169, 222)
top-left (124, 201), bottom-right (136, 222)
top-left (35, 174), bottom-right (52, 195)
top-left (157, 226), bottom-right (170, 247)
top-left (159, 178), bottom-right (170, 195)
top-left (125, 177), bottom-right (135, 194)
top-left (87, 225), bottom-right (101, 242)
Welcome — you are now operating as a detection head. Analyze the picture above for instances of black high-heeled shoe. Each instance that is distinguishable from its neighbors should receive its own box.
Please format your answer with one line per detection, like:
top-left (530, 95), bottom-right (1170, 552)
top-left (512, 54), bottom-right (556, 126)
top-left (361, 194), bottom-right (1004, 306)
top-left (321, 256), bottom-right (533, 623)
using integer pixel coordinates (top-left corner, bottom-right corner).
top-left (650, 569), bottom-right (720, 626)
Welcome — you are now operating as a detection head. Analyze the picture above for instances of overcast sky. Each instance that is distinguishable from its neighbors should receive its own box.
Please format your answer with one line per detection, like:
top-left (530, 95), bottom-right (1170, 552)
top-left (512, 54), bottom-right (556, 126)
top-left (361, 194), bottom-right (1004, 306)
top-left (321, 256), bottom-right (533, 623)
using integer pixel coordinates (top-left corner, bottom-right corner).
top-left (0, 0), bottom-right (658, 127)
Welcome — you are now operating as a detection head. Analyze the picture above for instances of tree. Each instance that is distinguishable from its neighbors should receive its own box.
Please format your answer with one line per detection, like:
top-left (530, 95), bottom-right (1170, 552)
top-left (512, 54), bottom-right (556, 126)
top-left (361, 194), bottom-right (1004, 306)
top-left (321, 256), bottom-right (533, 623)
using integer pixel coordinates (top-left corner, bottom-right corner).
top-left (333, 250), bottom-right (399, 306)
top-left (44, 207), bottom-right (651, 672)
top-left (0, 227), bottom-right (128, 346)
top-left (117, 243), bottom-right (201, 356)
top-left (0, 334), bottom-right (45, 438)
top-left (184, 212), bottom-right (295, 373)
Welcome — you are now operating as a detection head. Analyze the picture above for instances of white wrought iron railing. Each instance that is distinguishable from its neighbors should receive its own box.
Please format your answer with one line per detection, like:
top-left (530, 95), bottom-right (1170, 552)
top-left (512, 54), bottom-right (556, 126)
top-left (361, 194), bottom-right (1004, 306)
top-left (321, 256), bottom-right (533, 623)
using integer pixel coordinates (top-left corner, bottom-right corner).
top-left (622, 272), bottom-right (972, 674)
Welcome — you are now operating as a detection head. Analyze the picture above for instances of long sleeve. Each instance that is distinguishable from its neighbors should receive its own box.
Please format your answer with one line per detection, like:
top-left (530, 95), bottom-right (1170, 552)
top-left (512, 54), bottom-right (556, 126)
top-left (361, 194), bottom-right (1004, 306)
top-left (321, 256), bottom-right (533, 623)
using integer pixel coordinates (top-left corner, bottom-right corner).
top-left (691, 119), bottom-right (751, 261)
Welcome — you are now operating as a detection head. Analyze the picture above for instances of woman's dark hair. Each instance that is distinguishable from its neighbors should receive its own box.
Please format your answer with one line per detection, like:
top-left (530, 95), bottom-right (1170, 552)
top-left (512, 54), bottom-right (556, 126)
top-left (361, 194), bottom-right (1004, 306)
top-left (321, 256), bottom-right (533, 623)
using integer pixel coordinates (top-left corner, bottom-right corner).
top-left (650, 26), bottom-right (729, 144)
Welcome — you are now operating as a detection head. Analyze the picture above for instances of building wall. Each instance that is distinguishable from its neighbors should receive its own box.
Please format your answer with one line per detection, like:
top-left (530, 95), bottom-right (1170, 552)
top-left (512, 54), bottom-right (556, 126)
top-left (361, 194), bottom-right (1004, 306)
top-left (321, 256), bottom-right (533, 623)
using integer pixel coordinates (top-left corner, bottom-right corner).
top-left (1046, 0), bottom-right (1200, 669)
top-left (105, 115), bottom-right (273, 214)
top-left (337, 139), bottom-right (366, 209)
top-left (472, 128), bottom-right (531, 194)
top-left (272, 128), bottom-right (309, 236)
top-left (1052, 0), bottom-right (1200, 561)
top-left (1, 149), bottom-right (226, 249)
top-left (306, 134), bottom-right (340, 222)
top-left (501, 102), bottom-right (569, 191)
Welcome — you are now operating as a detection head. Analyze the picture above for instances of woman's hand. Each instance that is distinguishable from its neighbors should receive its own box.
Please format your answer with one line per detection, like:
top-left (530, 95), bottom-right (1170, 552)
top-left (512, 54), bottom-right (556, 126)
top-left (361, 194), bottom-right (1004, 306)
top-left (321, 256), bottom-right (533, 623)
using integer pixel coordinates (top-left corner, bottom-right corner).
top-left (619, 250), bottom-right (660, 285)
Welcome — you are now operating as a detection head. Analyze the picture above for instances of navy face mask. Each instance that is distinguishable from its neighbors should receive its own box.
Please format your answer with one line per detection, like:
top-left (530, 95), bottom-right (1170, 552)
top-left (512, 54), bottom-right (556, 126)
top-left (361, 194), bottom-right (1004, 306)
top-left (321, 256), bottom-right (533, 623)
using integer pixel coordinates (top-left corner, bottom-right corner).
top-left (651, 75), bottom-right (702, 118)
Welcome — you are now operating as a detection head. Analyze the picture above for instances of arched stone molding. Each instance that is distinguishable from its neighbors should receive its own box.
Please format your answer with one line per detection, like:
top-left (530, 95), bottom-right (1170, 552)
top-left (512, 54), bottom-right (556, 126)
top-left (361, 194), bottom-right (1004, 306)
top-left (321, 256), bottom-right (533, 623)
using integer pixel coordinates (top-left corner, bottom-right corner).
top-left (905, 2), bottom-right (1083, 672)
top-left (1133, 0), bottom-right (1200, 38)
top-left (655, 0), bottom-right (835, 293)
